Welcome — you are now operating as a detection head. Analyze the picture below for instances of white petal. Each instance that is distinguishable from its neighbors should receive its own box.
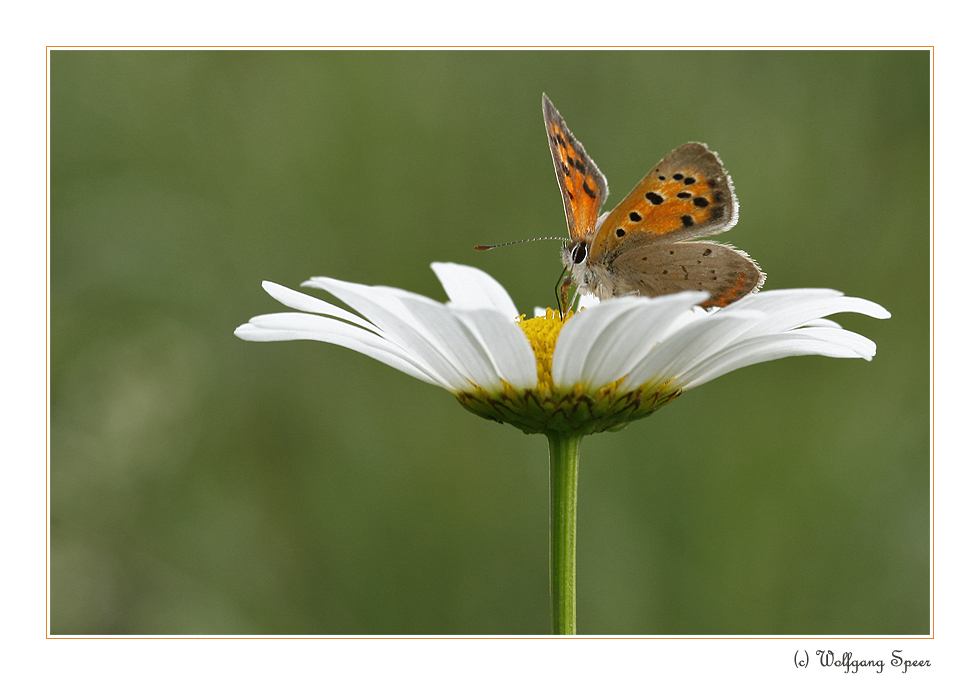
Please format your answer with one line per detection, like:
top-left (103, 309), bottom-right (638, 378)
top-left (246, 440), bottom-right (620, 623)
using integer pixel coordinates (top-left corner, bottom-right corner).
top-left (577, 292), bottom-right (601, 310)
top-left (552, 298), bottom-right (644, 389)
top-left (304, 277), bottom-right (473, 390)
top-left (305, 275), bottom-right (537, 392)
top-left (431, 262), bottom-right (519, 318)
top-left (622, 308), bottom-right (765, 390)
top-left (261, 281), bottom-right (381, 334)
top-left (453, 308), bottom-right (538, 389)
top-left (620, 290), bottom-right (889, 390)
top-left (679, 328), bottom-right (879, 388)
top-left (552, 291), bottom-right (708, 390)
top-left (234, 313), bottom-right (446, 387)
top-left (395, 296), bottom-right (514, 392)
top-left (801, 318), bottom-right (843, 329)
top-left (726, 290), bottom-right (891, 336)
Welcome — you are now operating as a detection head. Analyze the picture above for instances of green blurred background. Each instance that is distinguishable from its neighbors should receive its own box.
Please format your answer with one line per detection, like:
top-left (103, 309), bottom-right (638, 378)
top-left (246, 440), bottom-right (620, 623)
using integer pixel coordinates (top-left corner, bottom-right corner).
top-left (50, 50), bottom-right (929, 635)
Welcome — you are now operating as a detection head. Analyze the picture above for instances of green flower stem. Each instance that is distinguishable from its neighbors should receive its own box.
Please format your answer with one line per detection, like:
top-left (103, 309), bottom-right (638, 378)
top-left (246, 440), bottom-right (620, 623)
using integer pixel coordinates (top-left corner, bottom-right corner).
top-left (547, 430), bottom-right (582, 635)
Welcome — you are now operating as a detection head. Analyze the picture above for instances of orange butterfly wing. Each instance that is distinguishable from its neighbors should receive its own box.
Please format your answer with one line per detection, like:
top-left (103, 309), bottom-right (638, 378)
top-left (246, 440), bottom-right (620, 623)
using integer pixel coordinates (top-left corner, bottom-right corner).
top-left (542, 94), bottom-right (608, 243)
top-left (589, 142), bottom-right (738, 259)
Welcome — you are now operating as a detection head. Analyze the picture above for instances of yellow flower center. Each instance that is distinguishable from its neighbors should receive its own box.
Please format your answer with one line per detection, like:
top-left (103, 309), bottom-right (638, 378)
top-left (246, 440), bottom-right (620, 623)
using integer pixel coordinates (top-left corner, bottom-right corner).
top-left (516, 307), bottom-right (565, 395)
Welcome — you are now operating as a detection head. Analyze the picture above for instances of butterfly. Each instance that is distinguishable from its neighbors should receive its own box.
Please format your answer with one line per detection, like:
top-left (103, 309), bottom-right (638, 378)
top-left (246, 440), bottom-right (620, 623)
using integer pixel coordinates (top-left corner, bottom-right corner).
top-left (542, 93), bottom-right (764, 309)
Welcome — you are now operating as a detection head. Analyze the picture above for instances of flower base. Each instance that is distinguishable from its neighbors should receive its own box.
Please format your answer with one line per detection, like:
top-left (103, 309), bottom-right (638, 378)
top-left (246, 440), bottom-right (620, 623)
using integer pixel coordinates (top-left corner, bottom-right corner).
top-left (455, 381), bottom-right (683, 436)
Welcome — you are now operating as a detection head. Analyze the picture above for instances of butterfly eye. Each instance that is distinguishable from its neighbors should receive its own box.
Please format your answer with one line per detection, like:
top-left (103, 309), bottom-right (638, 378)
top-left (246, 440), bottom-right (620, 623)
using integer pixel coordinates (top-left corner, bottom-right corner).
top-left (571, 242), bottom-right (588, 264)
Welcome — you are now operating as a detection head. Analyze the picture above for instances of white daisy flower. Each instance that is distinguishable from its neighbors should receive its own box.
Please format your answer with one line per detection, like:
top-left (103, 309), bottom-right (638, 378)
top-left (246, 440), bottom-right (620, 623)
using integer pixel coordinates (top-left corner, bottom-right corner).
top-left (235, 262), bottom-right (889, 436)
top-left (236, 261), bottom-right (890, 635)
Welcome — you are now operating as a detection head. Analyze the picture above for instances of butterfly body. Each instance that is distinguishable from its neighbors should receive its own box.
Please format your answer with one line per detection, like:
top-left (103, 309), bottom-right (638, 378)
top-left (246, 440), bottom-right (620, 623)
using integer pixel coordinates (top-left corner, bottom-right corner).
top-left (544, 94), bottom-right (764, 308)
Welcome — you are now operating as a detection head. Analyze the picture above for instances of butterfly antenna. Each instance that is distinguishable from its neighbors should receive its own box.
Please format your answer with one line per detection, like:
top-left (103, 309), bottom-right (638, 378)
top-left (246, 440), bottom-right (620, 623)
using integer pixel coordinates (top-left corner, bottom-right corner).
top-left (474, 236), bottom-right (567, 250)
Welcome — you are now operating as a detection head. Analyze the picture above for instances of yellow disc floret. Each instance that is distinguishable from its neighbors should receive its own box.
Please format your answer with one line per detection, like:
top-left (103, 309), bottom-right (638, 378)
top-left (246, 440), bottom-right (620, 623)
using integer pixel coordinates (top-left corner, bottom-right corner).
top-left (517, 307), bottom-right (565, 396)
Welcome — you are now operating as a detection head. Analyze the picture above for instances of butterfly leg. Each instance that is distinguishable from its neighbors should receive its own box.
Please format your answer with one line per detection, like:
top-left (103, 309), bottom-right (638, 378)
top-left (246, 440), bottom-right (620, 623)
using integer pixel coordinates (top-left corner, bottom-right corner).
top-left (555, 269), bottom-right (574, 320)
